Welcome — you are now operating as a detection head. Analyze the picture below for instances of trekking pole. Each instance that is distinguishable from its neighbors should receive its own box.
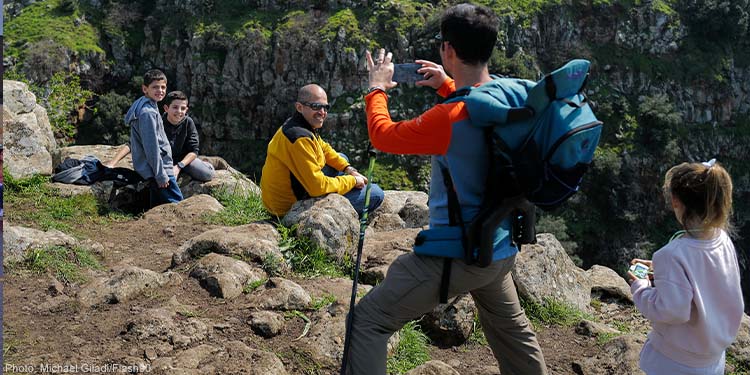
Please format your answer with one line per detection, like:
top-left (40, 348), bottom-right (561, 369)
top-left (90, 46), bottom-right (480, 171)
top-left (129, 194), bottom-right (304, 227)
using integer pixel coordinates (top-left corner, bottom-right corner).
top-left (340, 147), bottom-right (377, 375)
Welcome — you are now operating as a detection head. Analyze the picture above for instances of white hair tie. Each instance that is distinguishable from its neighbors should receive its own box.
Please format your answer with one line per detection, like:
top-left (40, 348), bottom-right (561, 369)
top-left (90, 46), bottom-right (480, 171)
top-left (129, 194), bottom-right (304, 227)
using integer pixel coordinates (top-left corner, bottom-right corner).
top-left (701, 158), bottom-right (716, 168)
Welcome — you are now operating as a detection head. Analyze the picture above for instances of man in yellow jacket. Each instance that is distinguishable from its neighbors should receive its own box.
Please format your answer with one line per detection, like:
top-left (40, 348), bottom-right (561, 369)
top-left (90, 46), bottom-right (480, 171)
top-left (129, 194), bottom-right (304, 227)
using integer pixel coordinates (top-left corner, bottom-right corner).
top-left (260, 84), bottom-right (384, 217)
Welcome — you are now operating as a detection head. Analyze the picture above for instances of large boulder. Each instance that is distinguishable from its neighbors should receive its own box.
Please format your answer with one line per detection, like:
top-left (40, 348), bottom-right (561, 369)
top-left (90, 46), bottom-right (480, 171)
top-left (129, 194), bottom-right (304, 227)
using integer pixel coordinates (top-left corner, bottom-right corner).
top-left (248, 310), bottom-right (286, 338)
top-left (3, 80), bottom-right (56, 178)
top-left (368, 190), bottom-right (429, 232)
top-left (514, 233), bottom-right (631, 311)
top-left (52, 144), bottom-right (130, 168)
top-left (143, 194), bottom-right (224, 222)
top-left (77, 266), bottom-right (179, 307)
top-left (586, 265), bottom-right (633, 303)
top-left (360, 228), bottom-right (421, 285)
top-left (295, 305), bottom-right (400, 370)
top-left (513, 233), bottom-right (591, 311)
top-left (152, 341), bottom-right (288, 374)
top-left (2, 225), bottom-right (95, 266)
top-left (171, 222), bottom-right (285, 272)
top-left (421, 293), bottom-right (476, 347)
top-left (124, 307), bottom-right (210, 349)
top-left (189, 253), bottom-right (267, 299)
top-left (179, 169), bottom-right (261, 199)
top-left (246, 277), bottom-right (311, 311)
top-left (573, 335), bottom-right (645, 375)
top-left (52, 146), bottom-right (257, 212)
top-left (282, 194), bottom-right (358, 261)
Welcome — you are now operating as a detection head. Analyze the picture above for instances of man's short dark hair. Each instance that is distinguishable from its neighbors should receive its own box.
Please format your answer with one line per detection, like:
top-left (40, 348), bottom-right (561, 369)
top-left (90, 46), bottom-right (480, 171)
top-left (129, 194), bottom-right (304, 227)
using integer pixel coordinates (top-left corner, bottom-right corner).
top-left (440, 3), bottom-right (499, 65)
top-left (164, 91), bottom-right (188, 107)
top-left (143, 69), bottom-right (167, 86)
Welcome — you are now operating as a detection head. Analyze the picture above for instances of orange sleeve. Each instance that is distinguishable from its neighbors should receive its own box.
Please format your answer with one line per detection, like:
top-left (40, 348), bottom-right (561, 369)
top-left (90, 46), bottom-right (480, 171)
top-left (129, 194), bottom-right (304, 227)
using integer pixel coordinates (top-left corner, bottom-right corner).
top-left (436, 78), bottom-right (456, 98)
top-left (364, 89), bottom-right (466, 155)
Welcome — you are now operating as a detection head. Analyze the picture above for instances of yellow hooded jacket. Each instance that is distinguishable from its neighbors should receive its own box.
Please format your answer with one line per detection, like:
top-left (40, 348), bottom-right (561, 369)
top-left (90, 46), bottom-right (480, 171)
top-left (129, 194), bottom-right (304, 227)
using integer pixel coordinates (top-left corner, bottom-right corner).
top-left (260, 112), bottom-right (356, 216)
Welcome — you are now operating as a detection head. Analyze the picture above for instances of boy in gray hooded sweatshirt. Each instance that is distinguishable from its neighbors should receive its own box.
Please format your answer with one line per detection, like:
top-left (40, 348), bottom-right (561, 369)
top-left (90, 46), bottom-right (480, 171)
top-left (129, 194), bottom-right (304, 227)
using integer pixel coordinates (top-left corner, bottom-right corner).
top-left (125, 69), bottom-right (183, 207)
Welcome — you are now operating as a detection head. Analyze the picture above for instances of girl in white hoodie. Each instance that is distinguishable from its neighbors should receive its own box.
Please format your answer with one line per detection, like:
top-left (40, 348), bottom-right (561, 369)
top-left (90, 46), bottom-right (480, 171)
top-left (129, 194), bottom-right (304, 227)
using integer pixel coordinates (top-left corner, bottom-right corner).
top-left (628, 159), bottom-right (744, 375)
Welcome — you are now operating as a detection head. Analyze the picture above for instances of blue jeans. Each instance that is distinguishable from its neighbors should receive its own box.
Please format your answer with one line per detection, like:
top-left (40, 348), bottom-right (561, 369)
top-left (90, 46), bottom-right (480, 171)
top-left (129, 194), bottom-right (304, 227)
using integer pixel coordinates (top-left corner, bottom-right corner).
top-left (323, 153), bottom-right (384, 216)
top-left (149, 175), bottom-right (183, 208)
top-left (182, 158), bottom-right (215, 182)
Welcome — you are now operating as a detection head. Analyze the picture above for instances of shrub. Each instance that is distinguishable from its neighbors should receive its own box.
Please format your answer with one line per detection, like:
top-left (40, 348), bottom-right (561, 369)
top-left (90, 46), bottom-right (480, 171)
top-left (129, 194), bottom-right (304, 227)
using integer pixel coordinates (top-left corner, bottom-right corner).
top-left (386, 320), bottom-right (431, 374)
top-left (76, 91), bottom-right (132, 145)
top-left (637, 93), bottom-right (682, 149)
top-left (27, 71), bottom-right (94, 144)
top-left (22, 39), bottom-right (69, 83)
top-left (58, 0), bottom-right (79, 13)
top-left (677, 0), bottom-right (749, 40)
top-left (371, 163), bottom-right (416, 191)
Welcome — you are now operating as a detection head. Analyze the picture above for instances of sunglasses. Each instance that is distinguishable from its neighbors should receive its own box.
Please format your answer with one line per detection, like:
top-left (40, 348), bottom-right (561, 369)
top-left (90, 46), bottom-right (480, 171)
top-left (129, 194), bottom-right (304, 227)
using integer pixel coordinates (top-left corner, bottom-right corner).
top-left (301, 102), bottom-right (331, 111)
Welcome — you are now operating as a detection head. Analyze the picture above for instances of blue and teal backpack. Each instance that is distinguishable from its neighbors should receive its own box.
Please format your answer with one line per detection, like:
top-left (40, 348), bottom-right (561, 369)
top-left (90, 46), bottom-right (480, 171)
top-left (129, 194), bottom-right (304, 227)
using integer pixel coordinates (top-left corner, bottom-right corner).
top-left (439, 59), bottom-right (603, 266)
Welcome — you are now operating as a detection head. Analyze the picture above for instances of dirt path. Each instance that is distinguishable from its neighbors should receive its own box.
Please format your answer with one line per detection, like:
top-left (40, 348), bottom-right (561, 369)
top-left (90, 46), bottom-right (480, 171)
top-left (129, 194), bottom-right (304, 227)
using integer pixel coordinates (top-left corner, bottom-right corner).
top-left (3, 205), bottom-right (633, 374)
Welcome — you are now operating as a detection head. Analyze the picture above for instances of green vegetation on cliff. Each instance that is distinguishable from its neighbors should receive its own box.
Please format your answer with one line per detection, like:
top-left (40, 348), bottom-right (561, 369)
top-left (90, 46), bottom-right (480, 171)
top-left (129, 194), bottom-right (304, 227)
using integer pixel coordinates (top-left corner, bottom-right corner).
top-left (4, 0), bottom-right (103, 59)
top-left (320, 8), bottom-right (370, 47)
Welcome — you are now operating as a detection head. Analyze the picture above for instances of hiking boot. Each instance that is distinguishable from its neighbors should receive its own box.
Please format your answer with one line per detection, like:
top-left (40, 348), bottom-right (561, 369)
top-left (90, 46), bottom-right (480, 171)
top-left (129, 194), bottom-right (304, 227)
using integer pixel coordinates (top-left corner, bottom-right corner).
top-left (200, 156), bottom-right (230, 170)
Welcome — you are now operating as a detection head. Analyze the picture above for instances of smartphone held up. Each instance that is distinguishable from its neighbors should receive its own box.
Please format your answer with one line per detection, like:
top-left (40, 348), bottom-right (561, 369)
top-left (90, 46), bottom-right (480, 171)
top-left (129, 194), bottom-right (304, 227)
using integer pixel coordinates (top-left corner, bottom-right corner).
top-left (392, 63), bottom-right (424, 84)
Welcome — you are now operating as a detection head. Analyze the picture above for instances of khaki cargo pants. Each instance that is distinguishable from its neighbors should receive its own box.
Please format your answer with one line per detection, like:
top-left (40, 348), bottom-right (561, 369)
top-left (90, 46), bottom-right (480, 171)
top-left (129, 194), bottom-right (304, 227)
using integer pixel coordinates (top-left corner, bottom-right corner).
top-left (346, 252), bottom-right (547, 375)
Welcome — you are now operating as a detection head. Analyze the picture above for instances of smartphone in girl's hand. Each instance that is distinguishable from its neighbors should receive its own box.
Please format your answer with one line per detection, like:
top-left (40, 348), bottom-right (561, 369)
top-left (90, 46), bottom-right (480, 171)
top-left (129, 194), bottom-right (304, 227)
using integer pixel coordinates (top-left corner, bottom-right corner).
top-left (629, 263), bottom-right (650, 279)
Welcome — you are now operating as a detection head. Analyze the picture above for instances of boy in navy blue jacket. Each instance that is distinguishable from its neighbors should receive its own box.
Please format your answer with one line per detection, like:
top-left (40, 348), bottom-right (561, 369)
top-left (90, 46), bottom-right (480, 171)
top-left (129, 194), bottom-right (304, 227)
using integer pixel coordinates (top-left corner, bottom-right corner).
top-left (125, 69), bottom-right (183, 207)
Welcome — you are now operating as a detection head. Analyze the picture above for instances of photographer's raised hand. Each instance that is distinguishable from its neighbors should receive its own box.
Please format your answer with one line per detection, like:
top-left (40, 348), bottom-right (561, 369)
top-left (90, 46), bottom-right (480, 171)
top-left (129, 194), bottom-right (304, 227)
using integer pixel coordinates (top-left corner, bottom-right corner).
top-left (414, 59), bottom-right (448, 90)
top-left (366, 49), bottom-right (397, 91)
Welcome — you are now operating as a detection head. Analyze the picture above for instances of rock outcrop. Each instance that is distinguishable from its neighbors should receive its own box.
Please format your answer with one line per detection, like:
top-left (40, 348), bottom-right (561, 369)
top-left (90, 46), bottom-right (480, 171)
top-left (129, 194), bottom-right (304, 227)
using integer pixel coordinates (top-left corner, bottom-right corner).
top-left (3, 80), bottom-right (56, 178)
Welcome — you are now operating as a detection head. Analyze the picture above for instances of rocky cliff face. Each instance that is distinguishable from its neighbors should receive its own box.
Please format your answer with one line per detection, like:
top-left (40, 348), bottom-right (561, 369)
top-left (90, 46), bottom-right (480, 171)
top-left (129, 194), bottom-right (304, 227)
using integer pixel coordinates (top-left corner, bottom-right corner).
top-left (5, 0), bottom-right (750, 307)
top-left (6, 1), bottom-right (747, 165)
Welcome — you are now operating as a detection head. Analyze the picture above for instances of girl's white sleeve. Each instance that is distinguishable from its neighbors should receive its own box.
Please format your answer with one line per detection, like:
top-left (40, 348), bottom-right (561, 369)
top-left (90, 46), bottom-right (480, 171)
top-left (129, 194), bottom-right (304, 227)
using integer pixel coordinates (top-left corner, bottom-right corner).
top-left (630, 250), bottom-right (693, 324)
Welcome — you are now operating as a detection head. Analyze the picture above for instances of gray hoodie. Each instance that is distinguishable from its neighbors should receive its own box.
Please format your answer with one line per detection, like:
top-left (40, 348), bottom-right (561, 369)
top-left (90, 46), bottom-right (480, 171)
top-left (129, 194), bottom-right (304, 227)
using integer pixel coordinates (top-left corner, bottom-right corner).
top-left (125, 96), bottom-right (174, 185)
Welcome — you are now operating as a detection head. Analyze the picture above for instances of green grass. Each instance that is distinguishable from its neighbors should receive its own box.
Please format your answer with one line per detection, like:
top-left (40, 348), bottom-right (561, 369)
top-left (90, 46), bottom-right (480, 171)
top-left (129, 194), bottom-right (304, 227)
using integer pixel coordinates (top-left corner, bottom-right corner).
top-left (190, 1), bottom-right (287, 37)
top-left (2, 328), bottom-right (22, 362)
top-left (242, 278), bottom-right (268, 294)
top-left (319, 8), bottom-right (369, 46)
top-left (468, 314), bottom-right (489, 346)
top-left (386, 320), bottom-right (431, 374)
top-left (521, 297), bottom-right (593, 329)
top-left (261, 252), bottom-right (284, 277)
top-left (4, 170), bottom-right (135, 233)
top-left (727, 351), bottom-right (750, 375)
top-left (589, 298), bottom-right (603, 311)
top-left (595, 331), bottom-right (620, 344)
top-left (203, 187), bottom-right (271, 226)
top-left (277, 224), bottom-right (354, 278)
top-left (595, 320), bottom-right (630, 344)
top-left (276, 349), bottom-right (325, 374)
top-left (177, 309), bottom-right (201, 318)
top-left (24, 245), bottom-right (102, 284)
top-left (4, 0), bottom-right (103, 59)
top-left (310, 293), bottom-right (337, 310)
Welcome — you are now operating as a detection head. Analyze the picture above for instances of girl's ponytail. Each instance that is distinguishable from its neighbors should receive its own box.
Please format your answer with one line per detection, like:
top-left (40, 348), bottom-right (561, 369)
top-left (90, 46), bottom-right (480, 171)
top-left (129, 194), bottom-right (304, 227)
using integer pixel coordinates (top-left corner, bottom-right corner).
top-left (663, 160), bottom-right (733, 233)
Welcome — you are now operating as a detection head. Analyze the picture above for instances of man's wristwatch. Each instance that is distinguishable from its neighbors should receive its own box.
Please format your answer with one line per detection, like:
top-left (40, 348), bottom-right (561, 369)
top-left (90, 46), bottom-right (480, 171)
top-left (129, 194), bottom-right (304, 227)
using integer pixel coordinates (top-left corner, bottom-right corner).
top-left (177, 161), bottom-right (185, 169)
top-left (367, 86), bottom-right (385, 95)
